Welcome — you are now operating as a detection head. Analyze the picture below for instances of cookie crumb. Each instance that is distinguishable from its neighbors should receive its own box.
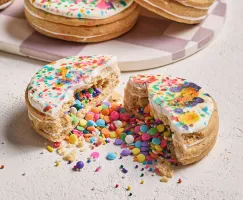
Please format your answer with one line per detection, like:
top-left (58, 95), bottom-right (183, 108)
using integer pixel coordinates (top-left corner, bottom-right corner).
top-left (160, 176), bottom-right (168, 183)
top-left (156, 158), bottom-right (173, 178)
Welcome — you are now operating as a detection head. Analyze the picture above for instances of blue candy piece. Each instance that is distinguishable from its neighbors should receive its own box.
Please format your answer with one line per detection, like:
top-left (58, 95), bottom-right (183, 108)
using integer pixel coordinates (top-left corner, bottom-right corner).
top-left (126, 131), bottom-right (134, 135)
top-left (106, 152), bottom-right (117, 160)
top-left (96, 119), bottom-right (105, 127)
top-left (135, 141), bottom-right (142, 148)
top-left (152, 138), bottom-right (161, 145)
top-left (75, 99), bottom-right (81, 105)
top-left (140, 125), bottom-right (149, 133)
top-left (87, 120), bottom-right (97, 127)
top-left (74, 104), bottom-right (83, 110)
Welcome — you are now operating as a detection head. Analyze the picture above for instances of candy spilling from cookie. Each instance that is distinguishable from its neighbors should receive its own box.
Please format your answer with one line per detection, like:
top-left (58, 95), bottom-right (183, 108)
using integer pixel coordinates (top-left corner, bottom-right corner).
top-left (25, 56), bottom-right (219, 177)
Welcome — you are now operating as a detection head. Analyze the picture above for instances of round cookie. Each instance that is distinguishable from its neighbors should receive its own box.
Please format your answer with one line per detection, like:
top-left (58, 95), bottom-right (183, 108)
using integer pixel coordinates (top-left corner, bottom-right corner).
top-left (134, 0), bottom-right (214, 24)
top-left (24, 0), bottom-right (140, 43)
top-left (175, 0), bottom-right (215, 9)
top-left (124, 74), bottom-right (219, 165)
top-left (0, 0), bottom-right (12, 10)
top-left (25, 55), bottom-right (120, 142)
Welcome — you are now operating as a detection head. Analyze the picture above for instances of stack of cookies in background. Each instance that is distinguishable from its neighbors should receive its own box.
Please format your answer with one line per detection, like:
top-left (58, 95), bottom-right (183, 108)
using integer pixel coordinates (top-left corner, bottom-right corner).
top-left (23, 0), bottom-right (215, 43)
top-left (24, 0), bottom-right (139, 43)
top-left (0, 0), bottom-right (12, 10)
top-left (135, 0), bottom-right (215, 24)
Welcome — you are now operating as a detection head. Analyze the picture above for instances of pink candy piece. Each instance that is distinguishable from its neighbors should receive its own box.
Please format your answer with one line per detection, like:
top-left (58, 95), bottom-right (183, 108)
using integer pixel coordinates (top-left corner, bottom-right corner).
top-left (142, 133), bottom-right (151, 141)
top-left (94, 114), bottom-right (100, 122)
top-left (160, 140), bottom-right (167, 148)
top-left (120, 113), bottom-right (130, 121)
top-left (90, 152), bottom-right (100, 159)
top-left (110, 111), bottom-right (120, 121)
top-left (134, 126), bottom-right (141, 133)
top-left (72, 129), bottom-right (83, 135)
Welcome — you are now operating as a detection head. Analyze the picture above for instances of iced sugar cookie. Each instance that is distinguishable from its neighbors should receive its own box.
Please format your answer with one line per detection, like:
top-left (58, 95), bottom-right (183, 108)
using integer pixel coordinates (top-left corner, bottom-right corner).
top-left (124, 74), bottom-right (219, 165)
top-left (134, 0), bottom-right (215, 24)
top-left (25, 55), bottom-right (120, 142)
top-left (24, 0), bottom-right (140, 42)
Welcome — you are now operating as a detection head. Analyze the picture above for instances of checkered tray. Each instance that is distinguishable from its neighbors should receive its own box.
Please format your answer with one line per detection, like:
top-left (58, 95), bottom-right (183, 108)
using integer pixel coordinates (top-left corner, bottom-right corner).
top-left (0, 0), bottom-right (226, 71)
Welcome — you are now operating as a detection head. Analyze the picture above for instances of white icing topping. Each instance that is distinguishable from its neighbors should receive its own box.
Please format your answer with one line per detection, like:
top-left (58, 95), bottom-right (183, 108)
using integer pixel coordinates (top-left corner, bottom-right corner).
top-left (29, 0), bottom-right (133, 19)
top-left (27, 55), bottom-right (119, 117)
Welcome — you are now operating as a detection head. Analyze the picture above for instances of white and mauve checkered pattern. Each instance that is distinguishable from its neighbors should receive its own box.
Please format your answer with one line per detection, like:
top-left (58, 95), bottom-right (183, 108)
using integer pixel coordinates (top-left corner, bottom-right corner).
top-left (0, 0), bottom-right (227, 71)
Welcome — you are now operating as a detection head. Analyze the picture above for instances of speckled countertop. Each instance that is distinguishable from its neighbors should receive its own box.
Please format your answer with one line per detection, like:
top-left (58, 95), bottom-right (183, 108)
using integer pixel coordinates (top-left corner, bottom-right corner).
top-left (0, 0), bottom-right (243, 199)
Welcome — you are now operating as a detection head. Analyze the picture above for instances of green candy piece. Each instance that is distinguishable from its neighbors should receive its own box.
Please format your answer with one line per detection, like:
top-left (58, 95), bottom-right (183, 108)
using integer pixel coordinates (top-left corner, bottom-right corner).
top-left (148, 127), bottom-right (157, 136)
top-left (88, 88), bottom-right (94, 94)
top-left (102, 104), bottom-right (108, 110)
top-left (76, 126), bottom-right (84, 131)
top-left (120, 133), bottom-right (127, 141)
top-left (71, 114), bottom-right (78, 124)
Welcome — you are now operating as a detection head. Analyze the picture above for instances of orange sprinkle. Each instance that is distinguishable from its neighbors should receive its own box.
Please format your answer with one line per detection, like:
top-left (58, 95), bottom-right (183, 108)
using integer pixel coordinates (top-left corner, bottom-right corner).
top-left (87, 126), bottom-right (96, 132)
top-left (103, 116), bottom-right (111, 123)
top-left (101, 128), bottom-right (110, 138)
top-left (150, 152), bottom-right (159, 159)
top-left (85, 113), bottom-right (94, 121)
top-left (65, 135), bottom-right (70, 140)
top-left (101, 109), bottom-right (110, 116)
top-left (0, 165), bottom-right (4, 169)
top-left (91, 107), bottom-right (101, 114)
top-left (84, 134), bottom-right (94, 137)
top-left (111, 102), bottom-right (119, 110)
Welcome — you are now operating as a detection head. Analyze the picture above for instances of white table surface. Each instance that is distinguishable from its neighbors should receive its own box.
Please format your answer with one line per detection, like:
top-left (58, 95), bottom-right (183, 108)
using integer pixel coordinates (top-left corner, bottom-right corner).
top-left (1, 1), bottom-right (243, 199)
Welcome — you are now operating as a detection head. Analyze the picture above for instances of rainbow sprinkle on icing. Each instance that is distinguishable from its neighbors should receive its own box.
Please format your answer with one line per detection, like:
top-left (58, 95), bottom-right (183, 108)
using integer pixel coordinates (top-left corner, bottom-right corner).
top-left (28, 55), bottom-right (117, 117)
top-left (129, 74), bottom-right (214, 134)
top-left (30, 0), bottom-right (133, 19)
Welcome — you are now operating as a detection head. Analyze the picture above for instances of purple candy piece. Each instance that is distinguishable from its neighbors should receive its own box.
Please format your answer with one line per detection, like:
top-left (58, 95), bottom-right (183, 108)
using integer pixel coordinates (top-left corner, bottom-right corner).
top-left (121, 149), bottom-right (131, 156)
top-left (114, 139), bottom-right (123, 145)
top-left (141, 146), bottom-right (150, 151)
top-left (141, 151), bottom-right (149, 156)
top-left (141, 141), bottom-right (149, 147)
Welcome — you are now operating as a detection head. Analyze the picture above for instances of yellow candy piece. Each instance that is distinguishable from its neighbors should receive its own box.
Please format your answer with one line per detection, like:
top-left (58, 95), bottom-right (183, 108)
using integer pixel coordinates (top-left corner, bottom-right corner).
top-left (80, 119), bottom-right (87, 127)
top-left (127, 186), bottom-right (132, 191)
top-left (140, 180), bottom-right (144, 184)
top-left (155, 145), bottom-right (162, 151)
top-left (136, 154), bottom-right (146, 163)
top-left (46, 145), bottom-right (54, 152)
top-left (157, 124), bottom-right (165, 132)
top-left (69, 134), bottom-right (78, 144)
top-left (132, 148), bottom-right (140, 155)
top-left (109, 131), bottom-right (117, 138)
top-left (163, 130), bottom-right (171, 137)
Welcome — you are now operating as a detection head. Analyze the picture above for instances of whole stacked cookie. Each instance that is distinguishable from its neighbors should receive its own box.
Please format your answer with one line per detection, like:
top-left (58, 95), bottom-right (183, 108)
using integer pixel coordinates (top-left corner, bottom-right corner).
top-left (134, 0), bottom-right (214, 24)
top-left (0, 0), bottom-right (12, 10)
top-left (24, 0), bottom-right (139, 42)
top-left (124, 74), bottom-right (219, 165)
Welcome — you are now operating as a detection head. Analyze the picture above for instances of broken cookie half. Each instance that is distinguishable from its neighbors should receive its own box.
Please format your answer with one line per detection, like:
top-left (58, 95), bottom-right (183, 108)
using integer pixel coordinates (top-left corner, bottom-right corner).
top-left (124, 74), bottom-right (219, 165)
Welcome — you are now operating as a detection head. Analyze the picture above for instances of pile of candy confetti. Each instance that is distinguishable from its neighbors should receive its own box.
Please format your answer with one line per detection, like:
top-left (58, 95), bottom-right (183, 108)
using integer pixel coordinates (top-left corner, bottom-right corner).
top-left (47, 99), bottom-right (178, 183)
